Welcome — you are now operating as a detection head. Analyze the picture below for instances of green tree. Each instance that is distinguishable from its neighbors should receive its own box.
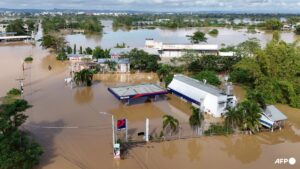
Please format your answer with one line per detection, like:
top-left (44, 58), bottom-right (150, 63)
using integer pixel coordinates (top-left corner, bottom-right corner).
top-left (162, 115), bottom-right (179, 136)
top-left (39, 34), bottom-right (66, 52)
top-left (0, 98), bottom-right (43, 169)
top-left (224, 107), bottom-right (241, 129)
top-left (193, 71), bottom-right (221, 86)
top-left (236, 38), bottom-right (261, 57)
top-left (66, 46), bottom-right (72, 54)
top-left (188, 31), bottom-right (207, 43)
top-left (238, 100), bottom-right (262, 134)
top-left (104, 60), bottom-right (117, 71)
top-left (189, 107), bottom-right (204, 135)
top-left (208, 29), bottom-right (219, 36)
top-left (295, 25), bottom-right (300, 35)
top-left (73, 69), bottom-right (94, 86)
top-left (92, 47), bottom-right (110, 59)
top-left (79, 46), bottom-right (83, 54)
top-left (124, 48), bottom-right (160, 72)
top-left (85, 47), bottom-right (93, 55)
top-left (73, 44), bottom-right (77, 54)
top-left (6, 19), bottom-right (27, 35)
top-left (264, 18), bottom-right (283, 30)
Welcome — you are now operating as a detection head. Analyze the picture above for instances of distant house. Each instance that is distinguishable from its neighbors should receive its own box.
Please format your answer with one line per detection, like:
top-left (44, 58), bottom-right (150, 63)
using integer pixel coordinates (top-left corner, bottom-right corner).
top-left (282, 24), bottom-right (292, 31)
top-left (168, 74), bottom-right (237, 117)
top-left (0, 24), bottom-right (8, 32)
top-left (219, 51), bottom-right (235, 57)
top-left (145, 39), bottom-right (219, 58)
top-left (97, 58), bottom-right (130, 73)
top-left (259, 105), bottom-right (288, 130)
top-left (67, 54), bottom-right (93, 61)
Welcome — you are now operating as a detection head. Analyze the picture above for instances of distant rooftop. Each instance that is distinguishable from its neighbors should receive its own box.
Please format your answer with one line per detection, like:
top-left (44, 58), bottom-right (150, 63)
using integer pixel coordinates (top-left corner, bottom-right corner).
top-left (172, 74), bottom-right (225, 97)
top-left (264, 105), bottom-right (287, 122)
top-left (108, 83), bottom-right (168, 100)
top-left (97, 58), bottom-right (129, 64)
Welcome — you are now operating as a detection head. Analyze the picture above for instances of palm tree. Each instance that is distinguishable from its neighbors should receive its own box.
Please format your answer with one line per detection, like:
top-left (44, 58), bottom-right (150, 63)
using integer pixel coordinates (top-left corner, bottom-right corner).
top-left (224, 107), bottom-right (241, 129)
top-left (73, 69), bottom-right (94, 86)
top-left (239, 100), bottom-right (262, 134)
top-left (163, 115), bottom-right (179, 136)
top-left (105, 60), bottom-right (117, 72)
top-left (189, 107), bottom-right (204, 135)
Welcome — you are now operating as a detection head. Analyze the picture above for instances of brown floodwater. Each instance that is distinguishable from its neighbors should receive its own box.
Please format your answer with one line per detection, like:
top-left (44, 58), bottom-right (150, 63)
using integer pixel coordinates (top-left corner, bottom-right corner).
top-left (1, 28), bottom-right (300, 169)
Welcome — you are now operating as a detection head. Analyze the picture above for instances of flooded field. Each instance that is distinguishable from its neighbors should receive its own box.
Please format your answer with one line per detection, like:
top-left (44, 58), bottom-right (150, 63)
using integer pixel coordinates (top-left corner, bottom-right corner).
top-left (65, 20), bottom-right (300, 49)
top-left (0, 24), bottom-right (300, 169)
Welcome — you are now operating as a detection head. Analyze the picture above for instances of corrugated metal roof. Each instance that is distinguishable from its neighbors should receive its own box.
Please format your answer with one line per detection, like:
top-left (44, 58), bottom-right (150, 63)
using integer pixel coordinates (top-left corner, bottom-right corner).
top-left (171, 74), bottom-right (225, 97)
top-left (97, 58), bottom-right (129, 64)
top-left (264, 105), bottom-right (288, 122)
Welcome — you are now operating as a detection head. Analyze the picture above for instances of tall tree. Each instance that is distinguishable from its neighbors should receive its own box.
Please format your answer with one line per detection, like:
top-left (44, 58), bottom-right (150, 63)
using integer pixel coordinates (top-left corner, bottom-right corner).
top-left (188, 31), bottom-right (207, 44)
top-left (163, 115), bottom-right (179, 136)
top-left (189, 107), bottom-right (204, 135)
top-left (0, 98), bottom-right (43, 169)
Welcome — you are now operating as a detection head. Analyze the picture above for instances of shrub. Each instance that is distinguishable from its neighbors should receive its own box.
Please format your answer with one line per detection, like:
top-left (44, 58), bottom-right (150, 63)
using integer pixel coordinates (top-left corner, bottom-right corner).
top-left (7, 88), bottom-right (21, 96)
top-left (204, 124), bottom-right (233, 136)
top-left (24, 56), bottom-right (33, 62)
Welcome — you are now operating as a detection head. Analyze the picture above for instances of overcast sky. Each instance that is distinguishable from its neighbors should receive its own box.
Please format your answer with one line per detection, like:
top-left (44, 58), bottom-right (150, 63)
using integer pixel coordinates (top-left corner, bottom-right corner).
top-left (1, 0), bottom-right (300, 13)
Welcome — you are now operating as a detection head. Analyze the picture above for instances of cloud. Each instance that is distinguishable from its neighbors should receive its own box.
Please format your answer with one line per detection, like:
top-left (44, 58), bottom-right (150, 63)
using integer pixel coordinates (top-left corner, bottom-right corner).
top-left (0, 0), bottom-right (299, 13)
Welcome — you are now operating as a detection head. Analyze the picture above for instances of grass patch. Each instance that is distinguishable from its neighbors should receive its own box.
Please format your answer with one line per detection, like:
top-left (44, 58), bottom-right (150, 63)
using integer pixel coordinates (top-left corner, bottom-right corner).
top-left (204, 124), bottom-right (233, 136)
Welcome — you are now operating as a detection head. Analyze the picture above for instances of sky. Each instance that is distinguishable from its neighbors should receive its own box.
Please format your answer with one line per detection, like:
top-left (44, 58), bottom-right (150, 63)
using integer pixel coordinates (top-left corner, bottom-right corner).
top-left (1, 0), bottom-right (300, 13)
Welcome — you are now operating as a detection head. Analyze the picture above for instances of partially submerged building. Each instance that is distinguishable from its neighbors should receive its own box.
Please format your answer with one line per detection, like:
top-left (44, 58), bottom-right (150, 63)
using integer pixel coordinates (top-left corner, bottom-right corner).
top-left (108, 83), bottom-right (168, 104)
top-left (67, 54), bottom-right (93, 61)
top-left (168, 74), bottom-right (237, 117)
top-left (145, 39), bottom-right (219, 58)
top-left (259, 105), bottom-right (288, 130)
top-left (97, 58), bottom-right (130, 73)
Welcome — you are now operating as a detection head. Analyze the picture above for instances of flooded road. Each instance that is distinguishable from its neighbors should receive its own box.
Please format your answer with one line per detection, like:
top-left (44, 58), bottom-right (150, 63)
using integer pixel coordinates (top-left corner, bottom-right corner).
top-left (65, 20), bottom-right (300, 49)
top-left (0, 25), bottom-right (300, 169)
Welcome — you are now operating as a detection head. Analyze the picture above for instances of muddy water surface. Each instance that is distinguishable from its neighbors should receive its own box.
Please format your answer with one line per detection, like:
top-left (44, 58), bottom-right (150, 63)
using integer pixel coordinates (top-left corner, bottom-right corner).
top-left (1, 27), bottom-right (300, 169)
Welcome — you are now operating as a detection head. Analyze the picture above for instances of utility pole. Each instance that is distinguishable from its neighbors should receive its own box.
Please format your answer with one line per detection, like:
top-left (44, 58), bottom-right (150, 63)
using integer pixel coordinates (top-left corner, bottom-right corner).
top-left (145, 118), bottom-right (149, 142)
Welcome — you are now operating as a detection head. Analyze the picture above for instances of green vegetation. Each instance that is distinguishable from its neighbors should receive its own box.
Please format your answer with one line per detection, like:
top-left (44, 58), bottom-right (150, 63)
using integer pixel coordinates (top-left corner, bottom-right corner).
top-left (231, 33), bottom-right (300, 108)
top-left (0, 91), bottom-right (43, 169)
top-left (56, 47), bottom-right (68, 61)
top-left (208, 29), bottom-right (219, 36)
top-left (188, 31), bottom-right (207, 43)
top-left (7, 88), bottom-right (21, 96)
top-left (189, 107), bottom-right (204, 135)
top-left (73, 69), bottom-right (94, 86)
top-left (92, 47), bottom-right (110, 59)
top-left (38, 34), bottom-right (66, 51)
top-left (162, 115), bottom-right (179, 136)
top-left (24, 56), bottom-right (33, 62)
top-left (193, 71), bottom-right (221, 86)
top-left (295, 25), bottom-right (300, 35)
top-left (204, 124), bottom-right (233, 136)
top-left (104, 60), bottom-right (117, 71)
top-left (114, 42), bottom-right (126, 48)
top-left (124, 48), bottom-right (160, 72)
top-left (264, 18), bottom-right (283, 30)
top-left (6, 19), bottom-right (36, 35)
top-left (224, 100), bottom-right (262, 134)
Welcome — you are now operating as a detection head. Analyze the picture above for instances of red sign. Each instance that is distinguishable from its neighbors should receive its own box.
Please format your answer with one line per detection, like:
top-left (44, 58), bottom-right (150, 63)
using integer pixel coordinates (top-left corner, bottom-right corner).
top-left (117, 119), bottom-right (126, 130)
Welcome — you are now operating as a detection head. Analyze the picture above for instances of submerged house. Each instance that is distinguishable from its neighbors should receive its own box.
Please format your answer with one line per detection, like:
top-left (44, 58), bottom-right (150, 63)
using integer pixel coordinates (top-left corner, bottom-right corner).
top-left (168, 74), bottom-right (237, 117)
top-left (67, 54), bottom-right (93, 61)
top-left (97, 58), bottom-right (130, 73)
top-left (259, 105), bottom-right (288, 130)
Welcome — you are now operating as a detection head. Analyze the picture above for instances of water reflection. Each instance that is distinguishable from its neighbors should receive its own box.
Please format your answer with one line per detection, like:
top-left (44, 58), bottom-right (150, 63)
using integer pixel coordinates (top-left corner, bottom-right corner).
top-left (161, 141), bottom-right (178, 159)
top-left (74, 87), bottom-right (94, 104)
top-left (65, 20), bottom-right (300, 49)
top-left (187, 139), bottom-right (202, 161)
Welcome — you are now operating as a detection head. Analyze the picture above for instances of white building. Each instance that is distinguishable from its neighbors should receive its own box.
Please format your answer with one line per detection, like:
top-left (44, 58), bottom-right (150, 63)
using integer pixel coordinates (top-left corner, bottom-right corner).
top-left (168, 74), bottom-right (237, 117)
top-left (0, 24), bottom-right (8, 32)
top-left (67, 54), bottom-right (93, 61)
top-left (145, 39), bottom-right (219, 58)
